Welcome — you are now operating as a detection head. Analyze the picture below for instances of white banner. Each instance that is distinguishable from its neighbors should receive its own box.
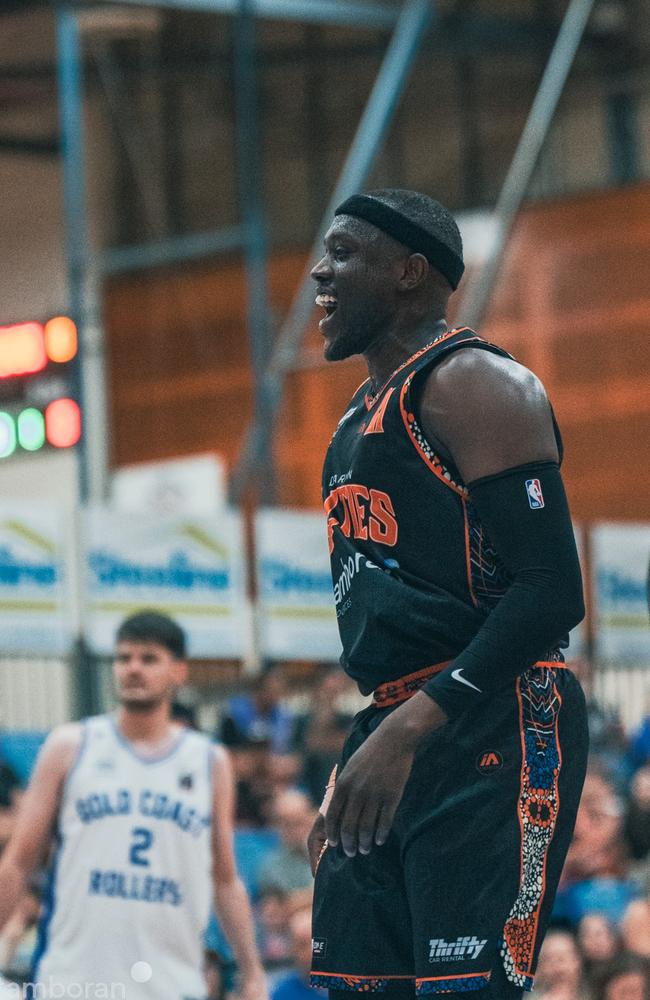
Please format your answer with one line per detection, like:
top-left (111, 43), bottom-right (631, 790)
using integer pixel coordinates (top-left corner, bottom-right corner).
top-left (566, 523), bottom-right (587, 661)
top-left (256, 508), bottom-right (341, 660)
top-left (592, 523), bottom-right (650, 661)
top-left (0, 502), bottom-right (75, 655)
top-left (83, 507), bottom-right (247, 658)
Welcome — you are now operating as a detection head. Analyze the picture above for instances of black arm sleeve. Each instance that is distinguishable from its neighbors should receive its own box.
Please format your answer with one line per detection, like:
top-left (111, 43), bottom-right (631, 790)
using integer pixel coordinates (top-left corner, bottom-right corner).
top-left (423, 461), bottom-right (584, 719)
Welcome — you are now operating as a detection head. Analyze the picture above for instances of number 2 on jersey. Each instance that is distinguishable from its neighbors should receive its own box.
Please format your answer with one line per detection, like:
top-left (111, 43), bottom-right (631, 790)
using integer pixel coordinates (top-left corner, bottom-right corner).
top-left (129, 826), bottom-right (154, 867)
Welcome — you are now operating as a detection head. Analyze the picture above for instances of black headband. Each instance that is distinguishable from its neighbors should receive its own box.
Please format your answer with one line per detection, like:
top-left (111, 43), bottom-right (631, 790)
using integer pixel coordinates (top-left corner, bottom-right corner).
top-left (334, 194), bottom-right (464, 290)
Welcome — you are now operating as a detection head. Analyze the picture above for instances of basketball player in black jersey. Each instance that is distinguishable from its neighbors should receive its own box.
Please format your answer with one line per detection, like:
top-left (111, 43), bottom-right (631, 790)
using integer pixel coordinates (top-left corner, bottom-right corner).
top-left (307, 190), bottom-right (589, 1000)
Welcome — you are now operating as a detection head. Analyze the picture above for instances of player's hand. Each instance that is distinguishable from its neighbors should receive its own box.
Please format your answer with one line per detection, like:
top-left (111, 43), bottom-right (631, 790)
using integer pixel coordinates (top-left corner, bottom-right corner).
top-left (325, 692), bottom-right (447, 856)
top-left (307, 812), bottom-right (327, 875)
top-left (237, 967), bottom-right (269, 1000)
top-left (325, 726), bottom-right (414, 856)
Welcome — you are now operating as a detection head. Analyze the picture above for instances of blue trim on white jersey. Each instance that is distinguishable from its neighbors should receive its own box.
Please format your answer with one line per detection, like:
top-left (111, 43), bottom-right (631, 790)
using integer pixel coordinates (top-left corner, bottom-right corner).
top-left (108, 714), bottom-right (189, 764)
top-left (29, 830), bottom-right (64, 997)
top-left (29, 724), bottom-right (89, 993)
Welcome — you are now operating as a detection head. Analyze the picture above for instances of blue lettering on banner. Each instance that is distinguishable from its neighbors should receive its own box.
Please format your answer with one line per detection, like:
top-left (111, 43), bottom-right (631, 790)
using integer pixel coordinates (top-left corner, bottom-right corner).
top-left (88, 551), bottom-right (229, 591)
top-left (88, 869), bottom-right (182, 906)
top-left (0, 547), bottom-right (57, 586)
top-left (598, 569), bottom-right (647, 607)
top-left (260, 559), bottom-right (332, 595)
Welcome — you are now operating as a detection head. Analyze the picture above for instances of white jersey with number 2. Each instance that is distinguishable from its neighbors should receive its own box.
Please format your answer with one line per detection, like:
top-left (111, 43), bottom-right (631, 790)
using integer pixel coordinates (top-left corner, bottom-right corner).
top-left (34, 715), bottom-right (214, 1000)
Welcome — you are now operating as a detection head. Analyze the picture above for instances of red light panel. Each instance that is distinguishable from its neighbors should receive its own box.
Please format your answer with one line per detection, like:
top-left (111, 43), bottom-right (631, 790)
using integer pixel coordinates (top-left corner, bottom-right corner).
top-left (45, 398), bottom-right (81, 448)
top-left (0, 323), bottom-right (47, 378)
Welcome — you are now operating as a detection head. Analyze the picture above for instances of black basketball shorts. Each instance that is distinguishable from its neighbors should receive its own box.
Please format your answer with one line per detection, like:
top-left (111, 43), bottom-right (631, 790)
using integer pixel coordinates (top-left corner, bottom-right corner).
top-left (311, 665), bottom-right (588, 996)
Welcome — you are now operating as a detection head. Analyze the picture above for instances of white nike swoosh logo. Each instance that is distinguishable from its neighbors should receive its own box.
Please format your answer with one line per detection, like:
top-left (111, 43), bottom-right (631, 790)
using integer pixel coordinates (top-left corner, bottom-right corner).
top-left (451, 668), bottom-right (482, 693)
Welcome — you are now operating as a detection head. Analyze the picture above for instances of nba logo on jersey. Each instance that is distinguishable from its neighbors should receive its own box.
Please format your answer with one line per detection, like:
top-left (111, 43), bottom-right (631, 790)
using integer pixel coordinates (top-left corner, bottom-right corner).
top-left (525, 478), bottom-right (545, 509)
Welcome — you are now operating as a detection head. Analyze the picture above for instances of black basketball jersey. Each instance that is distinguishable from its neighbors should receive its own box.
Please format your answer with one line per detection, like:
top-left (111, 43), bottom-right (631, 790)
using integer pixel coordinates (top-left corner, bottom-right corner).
top-left (322, 327), bottom-right (563, 695)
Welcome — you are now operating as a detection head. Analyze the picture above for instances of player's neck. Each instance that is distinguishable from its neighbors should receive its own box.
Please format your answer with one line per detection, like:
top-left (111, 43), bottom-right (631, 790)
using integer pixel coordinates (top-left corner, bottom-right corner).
top-left (116, 702), bottom-right (176, 748)
top-left (364, 315), bottom-right (447, 395)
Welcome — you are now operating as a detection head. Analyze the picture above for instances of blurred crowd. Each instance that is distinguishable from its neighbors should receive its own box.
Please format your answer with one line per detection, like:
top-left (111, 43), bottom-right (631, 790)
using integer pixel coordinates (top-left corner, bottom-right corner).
top-left (1, 662), bottom-right (649, 999)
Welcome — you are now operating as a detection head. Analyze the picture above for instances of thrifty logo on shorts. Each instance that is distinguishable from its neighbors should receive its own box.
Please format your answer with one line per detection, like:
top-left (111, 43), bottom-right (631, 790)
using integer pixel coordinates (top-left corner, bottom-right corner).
top-left (428, 936), bottom-right (487, 963)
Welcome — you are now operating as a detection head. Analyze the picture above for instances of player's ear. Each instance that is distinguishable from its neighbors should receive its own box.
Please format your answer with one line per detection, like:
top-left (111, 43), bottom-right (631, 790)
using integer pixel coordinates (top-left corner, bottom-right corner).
top-left (397, 253), bottom-right (429, 292)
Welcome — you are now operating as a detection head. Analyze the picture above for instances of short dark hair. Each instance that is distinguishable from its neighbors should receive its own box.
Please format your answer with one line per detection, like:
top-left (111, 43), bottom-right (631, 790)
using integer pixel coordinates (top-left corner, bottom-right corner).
top-left (116, 609), bottom-right (186, 659)
top-left (335, 188), bottom-right (464, 289)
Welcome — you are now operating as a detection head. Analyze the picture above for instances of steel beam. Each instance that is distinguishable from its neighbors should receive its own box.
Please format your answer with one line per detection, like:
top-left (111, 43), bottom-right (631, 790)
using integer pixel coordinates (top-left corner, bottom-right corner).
top-left (233, 0), bottom-right (274, 499)
top-left (458, 0), bottom-right (597, 331)
top-left (57, 7), bottom-right (105, 717)
top-left (101, 0), bottom-right (399, 29)
top-left (230, 0), bottom-right (434, 499)
top-left (0, 136), bottom-right (59, 155)
top-left (57, 7), bottom-right (110, 506)
top-left (97, 224), bottom-right (244, 275)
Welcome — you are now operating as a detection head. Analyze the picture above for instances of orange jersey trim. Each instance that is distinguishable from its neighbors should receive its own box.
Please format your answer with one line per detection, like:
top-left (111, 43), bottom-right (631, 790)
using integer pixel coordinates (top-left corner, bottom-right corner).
top-left (311, 971), bottom-right (414, 980)
top-left (399, 380), bottom-right (467, 497)
top-left (364, 328), bottom-right (472, 412)
top-left (415, 972), bottom-right (492, 983)
top-left (374, 660), bottom-right (566, 709)
top-left (372, 661), bottom-right (451, 707)
top-left (462, 497), bottom-right (479, 609)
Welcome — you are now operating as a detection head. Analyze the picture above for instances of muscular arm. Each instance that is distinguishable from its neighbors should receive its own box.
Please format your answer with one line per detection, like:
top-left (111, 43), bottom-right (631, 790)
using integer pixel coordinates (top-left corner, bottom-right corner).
top-left (210, 747), bottom-right (267, 1000)
top-left (414, 349), bottom-right (584, 717)
top-left (0, 725), bottom-right (81, 930)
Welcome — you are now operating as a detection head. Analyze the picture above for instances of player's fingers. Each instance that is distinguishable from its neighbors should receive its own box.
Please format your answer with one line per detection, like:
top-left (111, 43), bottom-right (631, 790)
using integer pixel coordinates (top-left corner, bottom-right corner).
top-left (357, 798), bottom-right (380, 856)
top-left (374, 798), bottom-right (397, 846)
top-left (339, 794), bottom-right (366, 858)
top-left (324, 781), bottom-right (348, 846)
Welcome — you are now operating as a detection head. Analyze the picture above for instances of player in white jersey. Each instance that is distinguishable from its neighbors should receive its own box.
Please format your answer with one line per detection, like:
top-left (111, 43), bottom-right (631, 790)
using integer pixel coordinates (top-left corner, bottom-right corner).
top-left (0, 610), bottom-right (268, 1000)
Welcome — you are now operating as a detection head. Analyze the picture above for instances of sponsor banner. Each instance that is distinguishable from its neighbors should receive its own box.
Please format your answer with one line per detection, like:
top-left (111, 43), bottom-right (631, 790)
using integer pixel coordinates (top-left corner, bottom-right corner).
top-left (592, 523), bottom-right (650, 661)
top-left (256, 508), bottom-right (341, 660)
top-left (83, 507), bottom-right (246, 658)
top-left (0, 502), bottom-right (74, 655)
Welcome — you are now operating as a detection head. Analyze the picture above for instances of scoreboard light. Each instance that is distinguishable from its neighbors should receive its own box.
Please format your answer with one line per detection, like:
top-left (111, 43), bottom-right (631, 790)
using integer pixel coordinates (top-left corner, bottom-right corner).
top-left (0, 412), bottom-right (16, 458)
top-left (17, 408), bottom-right (45, 451)
top-left (45, 317), bottom-right (77, 363)
top-left (0, 401), bottom-right (81, 459)
top-left (45, 398), bottom-right (81, 448)
top-left (0, 315), bottom-right (78, 379)
top-left (0, 323), bottom-right (47, 378)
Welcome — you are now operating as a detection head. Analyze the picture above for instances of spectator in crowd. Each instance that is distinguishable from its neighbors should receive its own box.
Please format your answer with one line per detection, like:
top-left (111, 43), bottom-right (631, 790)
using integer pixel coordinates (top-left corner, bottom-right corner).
top-left (230, 736), bottom-right (276, 828)
top-left (256, 888), bottom-right (293, 968)
top-left (578, 913), bottom-right (622, 989)
top-left (560, 769), bottom-right (638, 924)
top-left (258, 790), bottom-right (315, 895)
top-left (221, 666), bottom-right (294, 755)
top-left (569, 660), bottom-right (633, 795)
top-left (291, 668), bottom-right (354, 808)
top-left (534, 928), bottom-right (591, 1000)
top-left (270, 908), bottom-right (326, 1000)
top-left (623, 764), bottom-right (650, 864)
top-left (171, 700), bottom-right (199, 729)
top-left (593, 953), bottom-right (650, 1000)
top-left (622, 896), bottom-right (650, 958)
